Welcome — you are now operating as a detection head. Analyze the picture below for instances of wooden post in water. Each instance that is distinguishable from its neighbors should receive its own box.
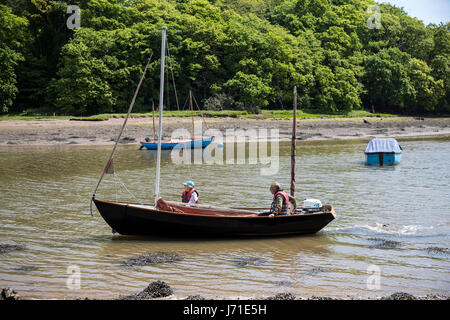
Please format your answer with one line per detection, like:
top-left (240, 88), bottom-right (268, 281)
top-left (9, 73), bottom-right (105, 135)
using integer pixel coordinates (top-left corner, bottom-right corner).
top-left (291, 86), bottom-right (297, 197)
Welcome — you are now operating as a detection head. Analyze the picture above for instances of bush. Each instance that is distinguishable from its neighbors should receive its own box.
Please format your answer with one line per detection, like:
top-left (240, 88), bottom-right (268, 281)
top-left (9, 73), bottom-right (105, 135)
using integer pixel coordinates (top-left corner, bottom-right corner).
top-left (203, 93), bottom-right (243, 111)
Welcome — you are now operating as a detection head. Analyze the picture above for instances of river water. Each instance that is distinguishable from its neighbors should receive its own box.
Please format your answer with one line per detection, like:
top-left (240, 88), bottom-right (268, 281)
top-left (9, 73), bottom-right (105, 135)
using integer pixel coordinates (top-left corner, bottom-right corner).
top-left (0, 137), bottom-right (449, 299)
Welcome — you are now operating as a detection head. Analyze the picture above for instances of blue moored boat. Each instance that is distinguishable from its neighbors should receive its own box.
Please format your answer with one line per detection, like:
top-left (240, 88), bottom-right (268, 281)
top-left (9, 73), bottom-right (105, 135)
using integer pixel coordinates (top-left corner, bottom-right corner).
top-left (365, 138), bottom-right (402, 166)
top-left (140, 136), bottom-right (214, 150)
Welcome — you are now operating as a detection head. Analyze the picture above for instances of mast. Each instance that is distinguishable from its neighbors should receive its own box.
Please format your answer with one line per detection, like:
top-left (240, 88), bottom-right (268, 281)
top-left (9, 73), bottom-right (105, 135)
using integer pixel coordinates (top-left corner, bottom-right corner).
top-left (155, 26), bottom-right (166, 204)
top-left (290, 86), bottom-right (297, 197)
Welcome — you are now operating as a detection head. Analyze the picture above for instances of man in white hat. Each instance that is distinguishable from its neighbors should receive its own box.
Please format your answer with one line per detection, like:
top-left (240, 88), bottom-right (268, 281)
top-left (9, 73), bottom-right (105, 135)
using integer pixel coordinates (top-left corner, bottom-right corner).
top-left (181, 181), bottom-right (199, 204)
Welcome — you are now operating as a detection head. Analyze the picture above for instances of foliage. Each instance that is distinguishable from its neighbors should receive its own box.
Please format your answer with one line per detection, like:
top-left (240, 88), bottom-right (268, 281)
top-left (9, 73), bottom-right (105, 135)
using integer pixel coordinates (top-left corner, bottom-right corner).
top-left (0, 0), bottom-right (448, 115)
top-left (0, 4), bottom-right (28, 113)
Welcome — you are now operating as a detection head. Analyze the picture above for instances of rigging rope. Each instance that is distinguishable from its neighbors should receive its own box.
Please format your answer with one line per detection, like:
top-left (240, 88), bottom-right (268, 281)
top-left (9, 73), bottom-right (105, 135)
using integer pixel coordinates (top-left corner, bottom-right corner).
top-left (113, 174), bottom-right (119, 202)
top-left (192, 92), bottom-right (208, 130)
top-left (181, 93), bottom-right (189, 111)
top-left (90, 54), bottom-right (153, 215)
top-left (166, 53), bottom-right (170, 111)
top-left (166, 40), bottom-right (180, 111)
top-left (113, 172), bottom-right (141, 203)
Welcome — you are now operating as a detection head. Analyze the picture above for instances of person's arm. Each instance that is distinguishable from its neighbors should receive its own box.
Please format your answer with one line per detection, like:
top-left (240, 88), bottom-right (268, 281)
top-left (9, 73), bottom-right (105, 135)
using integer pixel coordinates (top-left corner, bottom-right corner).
top-left (271, 195), bottom-right (283, 215)
top-left (288, 195), bottom-right (297, 211)
top-left (189, 192), bottom-right (198, 204)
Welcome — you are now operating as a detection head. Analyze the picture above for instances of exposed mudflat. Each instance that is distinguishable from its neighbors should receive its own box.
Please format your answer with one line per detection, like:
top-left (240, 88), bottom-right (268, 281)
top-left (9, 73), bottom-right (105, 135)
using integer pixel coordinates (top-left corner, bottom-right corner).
top-left (1, 116), bottom-right (450, 146)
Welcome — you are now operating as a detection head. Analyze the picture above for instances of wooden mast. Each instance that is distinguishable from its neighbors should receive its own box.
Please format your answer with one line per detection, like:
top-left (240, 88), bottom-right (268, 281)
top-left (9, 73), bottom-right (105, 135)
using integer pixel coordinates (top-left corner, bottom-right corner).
top-left (291, 86), bottom-right (297, 197)
top-left (155, 26), bottom-right (166, 204)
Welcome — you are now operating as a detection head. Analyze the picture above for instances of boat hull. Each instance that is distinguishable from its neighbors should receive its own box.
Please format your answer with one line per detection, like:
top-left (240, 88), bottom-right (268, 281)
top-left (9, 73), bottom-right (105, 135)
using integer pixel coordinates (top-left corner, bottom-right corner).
top-left (140, 137), bottom-right (214, 150)
top-left (93, 199), bottom-right (336, 237)
top-left (365, 152), bottom-right (401, 166)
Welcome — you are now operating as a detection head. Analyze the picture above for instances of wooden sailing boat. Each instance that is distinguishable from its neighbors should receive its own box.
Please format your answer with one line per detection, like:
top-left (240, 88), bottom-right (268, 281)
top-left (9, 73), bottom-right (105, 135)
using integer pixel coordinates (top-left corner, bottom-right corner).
top-left (92, 27), bottom-right (336, 237)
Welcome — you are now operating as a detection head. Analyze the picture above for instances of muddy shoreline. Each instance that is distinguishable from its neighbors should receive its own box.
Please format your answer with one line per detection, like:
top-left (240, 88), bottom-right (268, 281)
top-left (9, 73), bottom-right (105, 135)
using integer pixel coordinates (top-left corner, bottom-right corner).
top-left (1, 116), bottom-right (450, 146)
top-left (1, 286), bottom-right (448, 300)
top-left (2, 247), bottom-right (448, 300)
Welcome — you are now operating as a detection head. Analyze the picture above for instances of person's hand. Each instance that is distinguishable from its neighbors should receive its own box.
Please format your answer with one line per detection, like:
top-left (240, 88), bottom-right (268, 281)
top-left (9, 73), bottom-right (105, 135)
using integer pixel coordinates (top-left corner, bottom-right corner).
top-left (269, 214), bottom-right (274, 218)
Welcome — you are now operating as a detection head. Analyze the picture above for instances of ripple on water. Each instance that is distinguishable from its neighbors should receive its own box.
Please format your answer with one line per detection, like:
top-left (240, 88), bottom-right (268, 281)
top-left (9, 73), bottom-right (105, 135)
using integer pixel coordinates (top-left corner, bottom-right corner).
top-left (1, 139), bottom-right (450, 299)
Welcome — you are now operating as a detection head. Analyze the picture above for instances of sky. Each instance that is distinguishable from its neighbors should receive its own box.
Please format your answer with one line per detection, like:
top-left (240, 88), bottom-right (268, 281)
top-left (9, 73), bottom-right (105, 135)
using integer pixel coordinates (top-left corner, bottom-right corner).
top-left (381, 0), bottom-right (449, 25)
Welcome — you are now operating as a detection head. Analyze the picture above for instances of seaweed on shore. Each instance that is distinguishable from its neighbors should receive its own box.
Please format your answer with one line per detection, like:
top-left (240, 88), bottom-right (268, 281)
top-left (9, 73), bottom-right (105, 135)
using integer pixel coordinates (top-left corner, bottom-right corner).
top-left (0, 243), bottom-right (26, 254)
top-left (120, 251), bottom-right (183, 267)
top-left (1, 288), bottom-right (20, 300)
top-left (118, 281), bottom-right (173, 300)
top-left (425, 247), bottom-right (448, 255)
top-left (306, 267), bottom-right (327, 275)
top-left (14, 265), bottom-right (38, 272)
top-left (275, 280), bottom-right (294, 287)
top-left (381, 292), bottom-right (416, 300)
top-left (265, 293), bottom-right (296, 300)
top-left (185, 295), bottom-right (206, 300)
top-left (308, 296), bottom-right (336, 300)
top-left (232, 256), bottom-right (267, 268)
top-left (367, 238), bottom-right (402, 249)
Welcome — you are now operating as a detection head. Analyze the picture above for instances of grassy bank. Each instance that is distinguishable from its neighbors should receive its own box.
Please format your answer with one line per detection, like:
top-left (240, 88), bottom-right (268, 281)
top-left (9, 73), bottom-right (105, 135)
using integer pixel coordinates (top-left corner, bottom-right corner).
top-left (0, 110), bottom-right (395, 121)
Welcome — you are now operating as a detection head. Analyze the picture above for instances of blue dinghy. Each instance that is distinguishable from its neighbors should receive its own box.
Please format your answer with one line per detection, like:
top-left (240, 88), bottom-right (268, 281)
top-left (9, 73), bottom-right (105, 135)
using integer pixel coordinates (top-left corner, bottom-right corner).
top-left (365, 138), bottom-right (402, 166)
top-left (140, 136), bottom-right (214, 150)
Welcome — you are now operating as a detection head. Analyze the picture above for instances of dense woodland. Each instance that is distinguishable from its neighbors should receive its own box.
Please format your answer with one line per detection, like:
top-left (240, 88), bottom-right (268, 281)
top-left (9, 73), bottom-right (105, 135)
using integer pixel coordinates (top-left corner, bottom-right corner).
top-left (0, 0), bottom-right (449, 116)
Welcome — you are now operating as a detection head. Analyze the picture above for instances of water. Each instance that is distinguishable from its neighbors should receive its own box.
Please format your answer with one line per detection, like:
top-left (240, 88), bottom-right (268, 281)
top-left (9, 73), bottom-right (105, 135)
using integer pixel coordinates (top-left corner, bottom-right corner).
top-left (0, 137), bottom-right (449, 299)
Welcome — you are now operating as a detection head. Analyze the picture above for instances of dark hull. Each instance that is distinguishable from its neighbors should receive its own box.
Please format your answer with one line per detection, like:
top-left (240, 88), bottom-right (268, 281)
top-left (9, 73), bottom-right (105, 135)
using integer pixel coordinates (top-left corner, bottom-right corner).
top-left (93, 199), bottom-right (336, 237)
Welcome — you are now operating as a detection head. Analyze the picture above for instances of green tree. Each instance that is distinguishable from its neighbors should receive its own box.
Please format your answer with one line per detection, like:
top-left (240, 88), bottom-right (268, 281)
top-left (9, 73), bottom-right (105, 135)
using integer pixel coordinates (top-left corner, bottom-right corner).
top-left (0, 4), bottom-right (28, 113)
top-left (2, 0), bottom-right (448, 115)
top-left (224, 71), bottom-right (270, 110)
top-left (362, 48), bottom-right (415, 112)
top-left (408, 58), bottom-right (444, 112)
top-left (51, 27), bottom-right (152, 115)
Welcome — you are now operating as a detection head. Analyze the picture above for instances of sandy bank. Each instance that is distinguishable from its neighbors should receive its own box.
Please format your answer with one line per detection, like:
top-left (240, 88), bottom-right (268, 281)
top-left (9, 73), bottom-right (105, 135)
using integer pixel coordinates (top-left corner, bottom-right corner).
top-left (1, 116), bottom-right (450, 146)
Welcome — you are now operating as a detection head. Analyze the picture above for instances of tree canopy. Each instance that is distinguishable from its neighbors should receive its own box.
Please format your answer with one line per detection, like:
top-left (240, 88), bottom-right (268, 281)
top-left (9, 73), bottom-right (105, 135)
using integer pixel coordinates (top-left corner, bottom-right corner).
top-left (0, 0), bottom-right (448, 115)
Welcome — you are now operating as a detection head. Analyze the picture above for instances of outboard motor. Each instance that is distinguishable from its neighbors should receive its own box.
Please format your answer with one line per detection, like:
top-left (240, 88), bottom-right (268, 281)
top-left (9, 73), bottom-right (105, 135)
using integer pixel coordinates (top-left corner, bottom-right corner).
top-left (301, 199), bottom-right (323, 213)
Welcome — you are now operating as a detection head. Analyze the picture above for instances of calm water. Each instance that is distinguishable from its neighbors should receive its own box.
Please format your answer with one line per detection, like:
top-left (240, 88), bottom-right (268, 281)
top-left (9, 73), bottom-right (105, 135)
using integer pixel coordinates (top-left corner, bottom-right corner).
top-left (0, 137), bottom-right (449, 299)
